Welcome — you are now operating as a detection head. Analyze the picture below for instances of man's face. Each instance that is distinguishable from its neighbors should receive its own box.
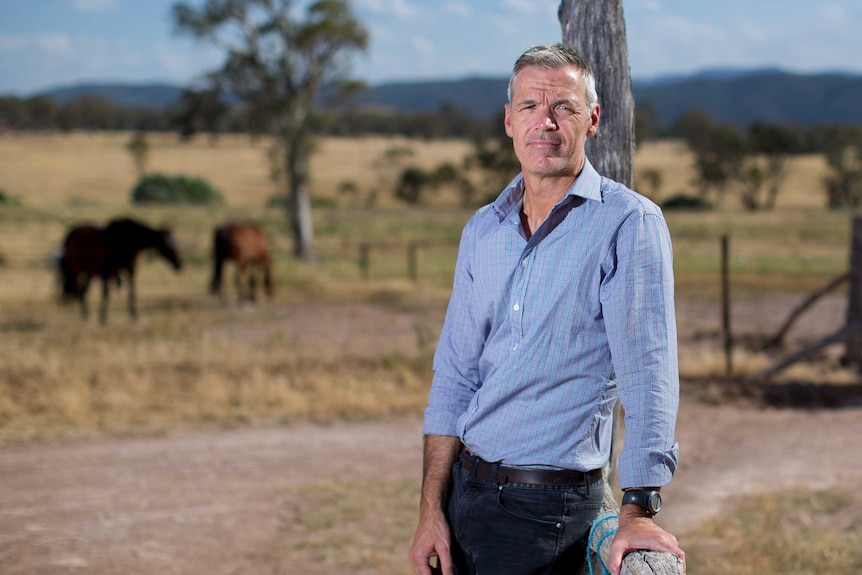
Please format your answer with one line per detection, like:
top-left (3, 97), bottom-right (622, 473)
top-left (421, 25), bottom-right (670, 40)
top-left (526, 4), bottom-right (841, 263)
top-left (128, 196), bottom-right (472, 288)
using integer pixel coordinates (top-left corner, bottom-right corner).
top-left (504, 65), bottom-right (600, 179)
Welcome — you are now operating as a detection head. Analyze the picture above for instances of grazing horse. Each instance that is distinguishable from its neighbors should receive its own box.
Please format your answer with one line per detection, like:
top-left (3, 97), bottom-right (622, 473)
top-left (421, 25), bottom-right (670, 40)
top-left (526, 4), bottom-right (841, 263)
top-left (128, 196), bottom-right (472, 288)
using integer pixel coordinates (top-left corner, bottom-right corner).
top-left (59, 217), bottom-right (183, 324)
top-left (210, 222), bottom-right (274, 303)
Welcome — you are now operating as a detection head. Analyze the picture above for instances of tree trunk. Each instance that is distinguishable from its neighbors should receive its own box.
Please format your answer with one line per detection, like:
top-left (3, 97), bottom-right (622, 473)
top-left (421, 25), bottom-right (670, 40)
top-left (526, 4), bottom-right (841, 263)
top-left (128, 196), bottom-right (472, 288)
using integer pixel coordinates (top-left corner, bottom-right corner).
top-left (559, 0), bottom-right (635, 188)
top-left (559, 0), bottom-right (636, 491)
top-left (284, 145), bottom-right (316, 261)
top-left (559, 3), bottom-right (685, 574)
top-left (290, 180), bottom-right (315, 261)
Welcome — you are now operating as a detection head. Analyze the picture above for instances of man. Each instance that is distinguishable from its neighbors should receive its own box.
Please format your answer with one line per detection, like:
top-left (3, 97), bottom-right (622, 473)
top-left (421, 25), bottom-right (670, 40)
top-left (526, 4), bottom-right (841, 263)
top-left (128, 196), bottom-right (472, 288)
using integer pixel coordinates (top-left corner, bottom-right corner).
top-left (408, 44), bottom-right (685, 575)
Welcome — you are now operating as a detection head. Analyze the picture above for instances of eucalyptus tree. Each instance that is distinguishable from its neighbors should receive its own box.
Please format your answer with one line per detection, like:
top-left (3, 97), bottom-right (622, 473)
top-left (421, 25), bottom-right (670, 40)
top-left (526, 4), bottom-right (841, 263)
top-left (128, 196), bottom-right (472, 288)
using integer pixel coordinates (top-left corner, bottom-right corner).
top-left (172, 0), bottom-right (368, 260)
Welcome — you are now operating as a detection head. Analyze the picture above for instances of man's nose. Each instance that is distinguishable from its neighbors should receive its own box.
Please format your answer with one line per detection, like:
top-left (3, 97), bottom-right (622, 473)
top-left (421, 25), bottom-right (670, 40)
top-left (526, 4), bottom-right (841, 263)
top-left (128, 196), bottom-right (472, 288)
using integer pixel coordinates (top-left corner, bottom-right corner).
top-left (539, 109), bottom-right (558, 130)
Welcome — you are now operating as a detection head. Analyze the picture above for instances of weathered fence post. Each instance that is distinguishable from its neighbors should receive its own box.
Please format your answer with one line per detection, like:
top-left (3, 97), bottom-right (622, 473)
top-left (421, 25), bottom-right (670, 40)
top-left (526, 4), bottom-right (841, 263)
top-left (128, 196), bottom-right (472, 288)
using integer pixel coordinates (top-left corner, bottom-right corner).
top-left (721, 234), bottom-right (732, 376)
top-left (408, 242), bottom-right (418, 281)
top-left (358, 242), bottom-right (370, 279)
top-left (845, 216), bottom-right (862, 366)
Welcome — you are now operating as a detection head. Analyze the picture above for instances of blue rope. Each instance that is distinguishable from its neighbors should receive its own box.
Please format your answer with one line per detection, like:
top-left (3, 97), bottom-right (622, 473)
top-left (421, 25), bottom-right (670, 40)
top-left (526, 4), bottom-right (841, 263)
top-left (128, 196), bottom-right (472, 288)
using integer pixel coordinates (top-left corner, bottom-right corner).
top-left (587, 514), bottom-right (618, 575)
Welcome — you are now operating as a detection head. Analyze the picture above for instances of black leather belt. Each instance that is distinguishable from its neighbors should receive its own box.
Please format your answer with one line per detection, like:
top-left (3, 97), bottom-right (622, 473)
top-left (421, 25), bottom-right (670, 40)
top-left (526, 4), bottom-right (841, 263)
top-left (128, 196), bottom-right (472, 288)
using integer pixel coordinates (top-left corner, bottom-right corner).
top-left (459, 450), bottom-right (603, 487)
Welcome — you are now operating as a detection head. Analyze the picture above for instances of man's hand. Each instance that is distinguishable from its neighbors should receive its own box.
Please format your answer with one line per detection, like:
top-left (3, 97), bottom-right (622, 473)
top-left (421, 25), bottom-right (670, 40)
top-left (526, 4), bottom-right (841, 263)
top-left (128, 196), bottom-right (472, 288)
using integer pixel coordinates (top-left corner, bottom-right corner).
top-left (607, 505), bottom-right (685, 575)
top-left (408, 435), bottom-right (461, 575)
top-left (408, 507), bottom-right (452, 575)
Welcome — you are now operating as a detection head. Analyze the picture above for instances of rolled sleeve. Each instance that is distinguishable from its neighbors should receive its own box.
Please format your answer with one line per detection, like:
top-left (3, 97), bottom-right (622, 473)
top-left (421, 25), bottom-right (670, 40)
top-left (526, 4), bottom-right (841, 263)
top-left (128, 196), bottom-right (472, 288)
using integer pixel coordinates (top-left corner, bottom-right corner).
top-left (602, 210), bottom-right (680, 488)
top-left (423, 215), bottom-right (482, 437)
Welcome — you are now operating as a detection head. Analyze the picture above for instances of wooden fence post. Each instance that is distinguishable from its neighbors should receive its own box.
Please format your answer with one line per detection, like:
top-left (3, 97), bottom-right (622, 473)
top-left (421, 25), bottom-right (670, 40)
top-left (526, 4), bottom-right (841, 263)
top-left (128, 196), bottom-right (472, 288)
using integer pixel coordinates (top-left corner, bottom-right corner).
top-left (721, 234), bottom-right (732, 376)
top-left (358, 242), bottom-right (370, 280)
top-left (408, 242), bottom-right (418, 281)
top-left (845, 216), bottom-right (862, 366)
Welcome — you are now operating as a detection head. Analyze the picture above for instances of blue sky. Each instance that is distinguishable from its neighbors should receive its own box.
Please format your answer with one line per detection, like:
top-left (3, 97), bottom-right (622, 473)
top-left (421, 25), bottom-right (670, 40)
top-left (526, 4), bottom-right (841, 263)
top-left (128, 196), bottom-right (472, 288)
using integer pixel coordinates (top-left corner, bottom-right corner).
top-left (1, 0), bottom-right (861, 95)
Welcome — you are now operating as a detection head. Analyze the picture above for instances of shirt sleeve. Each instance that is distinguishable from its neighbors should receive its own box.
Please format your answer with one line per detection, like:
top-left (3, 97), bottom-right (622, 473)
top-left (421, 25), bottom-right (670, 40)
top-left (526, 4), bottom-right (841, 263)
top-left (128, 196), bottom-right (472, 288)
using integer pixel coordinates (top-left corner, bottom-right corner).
top-left (601, 209), bottom-right (680, 488)
top-left (423, 215), bottom-right (483, 437)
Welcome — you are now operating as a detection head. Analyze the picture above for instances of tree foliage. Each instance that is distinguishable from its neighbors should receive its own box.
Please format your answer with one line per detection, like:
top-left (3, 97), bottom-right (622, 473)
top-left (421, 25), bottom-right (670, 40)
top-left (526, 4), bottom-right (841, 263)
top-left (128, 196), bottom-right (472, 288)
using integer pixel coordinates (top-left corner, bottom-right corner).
top-left (673, 111), bottom-right (801, 210)
top-left (172, 0), bottom-right (368, 260)
top-left (131, 173), bottom-right (224, 205)
top-left (819, 125), bottom-right (862, 209)
top-left (172, 84), bottom-right (229, 141)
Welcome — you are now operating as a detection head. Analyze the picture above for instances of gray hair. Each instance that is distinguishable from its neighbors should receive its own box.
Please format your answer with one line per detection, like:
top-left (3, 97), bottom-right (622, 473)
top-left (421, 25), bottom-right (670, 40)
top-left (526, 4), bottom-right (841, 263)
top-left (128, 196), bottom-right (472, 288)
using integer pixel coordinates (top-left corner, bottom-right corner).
top-left (507, 43), bottom-right (598, 110)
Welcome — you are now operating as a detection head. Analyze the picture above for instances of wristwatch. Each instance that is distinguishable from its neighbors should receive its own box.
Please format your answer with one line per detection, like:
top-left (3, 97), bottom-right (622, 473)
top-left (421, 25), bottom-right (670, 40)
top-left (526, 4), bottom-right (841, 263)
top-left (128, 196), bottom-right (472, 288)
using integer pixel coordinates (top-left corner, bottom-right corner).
top-left (622, 489), bottom-right (662, 516)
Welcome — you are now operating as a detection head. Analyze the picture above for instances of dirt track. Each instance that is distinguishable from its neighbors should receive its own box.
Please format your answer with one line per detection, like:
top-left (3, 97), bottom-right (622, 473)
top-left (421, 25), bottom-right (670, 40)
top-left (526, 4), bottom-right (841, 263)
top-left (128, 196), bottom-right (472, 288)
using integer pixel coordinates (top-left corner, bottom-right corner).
top-left (3, 294), bottom-right (862, 574)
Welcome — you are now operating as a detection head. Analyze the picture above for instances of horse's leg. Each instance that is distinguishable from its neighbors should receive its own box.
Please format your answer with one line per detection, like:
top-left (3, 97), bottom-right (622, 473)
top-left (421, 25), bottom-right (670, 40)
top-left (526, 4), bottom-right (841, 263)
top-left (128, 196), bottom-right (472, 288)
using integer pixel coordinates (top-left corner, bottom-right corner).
top-left (127, 271), bottom-right (138, 321)
top-left (210, 257), bottom-right (223, 297)
top-left (248, 269), bottom-right (257, 303)
top-left (234, 265), bottom-right (244, 303)
top-left (99, 278), bottom-right (110, 325)
top-left (79, 276), bottom-right (90, 320)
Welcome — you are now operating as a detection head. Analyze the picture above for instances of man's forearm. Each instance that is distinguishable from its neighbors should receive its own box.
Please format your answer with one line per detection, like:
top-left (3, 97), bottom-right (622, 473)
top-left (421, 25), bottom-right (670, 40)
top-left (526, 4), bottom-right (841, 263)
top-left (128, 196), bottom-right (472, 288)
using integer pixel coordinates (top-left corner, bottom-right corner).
top-left (419, 434), bottom-right (462, 514)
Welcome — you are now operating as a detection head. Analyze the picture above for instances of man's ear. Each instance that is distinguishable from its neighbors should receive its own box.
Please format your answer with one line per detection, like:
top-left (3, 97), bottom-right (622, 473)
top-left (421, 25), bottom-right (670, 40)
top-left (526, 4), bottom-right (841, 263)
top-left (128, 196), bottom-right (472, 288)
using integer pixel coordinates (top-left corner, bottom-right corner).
top-left (587, 104), bottom-right (601, 138)
top-left (504, 104), bottom-right (514, 138)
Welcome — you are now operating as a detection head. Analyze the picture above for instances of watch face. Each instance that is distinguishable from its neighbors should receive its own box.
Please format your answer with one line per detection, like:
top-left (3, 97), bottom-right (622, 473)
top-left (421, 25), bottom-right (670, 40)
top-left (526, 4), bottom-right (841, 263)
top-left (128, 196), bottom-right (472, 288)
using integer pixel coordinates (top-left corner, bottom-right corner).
top-left (648, 492), bottom-right (662, 514)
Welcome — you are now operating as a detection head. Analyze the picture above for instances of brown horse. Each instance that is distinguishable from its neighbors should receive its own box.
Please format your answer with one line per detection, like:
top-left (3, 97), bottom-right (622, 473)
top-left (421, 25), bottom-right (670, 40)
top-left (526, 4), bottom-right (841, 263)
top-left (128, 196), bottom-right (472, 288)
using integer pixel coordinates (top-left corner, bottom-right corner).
top-left (210, 222), bottom-right (274, 303)
top-left (59, 217), bottom-right (183, 324)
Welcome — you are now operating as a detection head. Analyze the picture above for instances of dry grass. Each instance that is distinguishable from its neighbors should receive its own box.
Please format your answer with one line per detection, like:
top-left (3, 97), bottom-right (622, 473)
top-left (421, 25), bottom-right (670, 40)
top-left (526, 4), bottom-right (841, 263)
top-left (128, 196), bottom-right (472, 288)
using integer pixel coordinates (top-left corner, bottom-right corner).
top-left (0, 130), bottom-right (851, 444)
top-left (277, 479), bottom-right (419, 574)
top-left (682, 489), bottom-right (862, 574)
top-left (261, 481), bottom-right (862, 575)
top-left (1, 132), bottom-right (859, 573)
top-left (0, 132), bottom-right (473, 209)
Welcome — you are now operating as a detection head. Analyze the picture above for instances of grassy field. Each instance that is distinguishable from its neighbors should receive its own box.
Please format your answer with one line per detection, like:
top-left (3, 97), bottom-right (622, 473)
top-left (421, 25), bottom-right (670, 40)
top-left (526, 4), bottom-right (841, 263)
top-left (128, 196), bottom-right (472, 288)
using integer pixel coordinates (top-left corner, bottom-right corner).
top-left (0, 131), bottom-right (854, 442)
top-left (1, 131), bottom-right (860, 574)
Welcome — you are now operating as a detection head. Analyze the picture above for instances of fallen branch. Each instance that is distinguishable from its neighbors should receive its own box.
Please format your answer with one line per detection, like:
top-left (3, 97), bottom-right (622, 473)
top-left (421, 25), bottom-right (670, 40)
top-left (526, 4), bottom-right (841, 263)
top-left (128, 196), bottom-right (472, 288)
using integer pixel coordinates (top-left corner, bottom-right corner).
top-left (762, 272), bottom-right (849, 349)
top-left (747, 317), bottom-right (862, 382)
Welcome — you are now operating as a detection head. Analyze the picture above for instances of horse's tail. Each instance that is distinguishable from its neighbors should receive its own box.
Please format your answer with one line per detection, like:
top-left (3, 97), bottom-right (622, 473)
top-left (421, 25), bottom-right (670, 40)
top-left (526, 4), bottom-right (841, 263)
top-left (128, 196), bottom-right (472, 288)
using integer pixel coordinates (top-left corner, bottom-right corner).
top-left (210, 227), bottom-right (226, 294)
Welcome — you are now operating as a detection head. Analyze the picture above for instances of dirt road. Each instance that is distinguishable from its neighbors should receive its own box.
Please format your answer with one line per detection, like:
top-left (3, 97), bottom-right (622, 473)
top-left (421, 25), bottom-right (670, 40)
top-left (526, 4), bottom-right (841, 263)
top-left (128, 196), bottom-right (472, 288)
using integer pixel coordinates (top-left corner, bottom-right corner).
top-left (2, 399), bottom-right (862, 575)
top-left (3, 294), bottom-right (862, 574)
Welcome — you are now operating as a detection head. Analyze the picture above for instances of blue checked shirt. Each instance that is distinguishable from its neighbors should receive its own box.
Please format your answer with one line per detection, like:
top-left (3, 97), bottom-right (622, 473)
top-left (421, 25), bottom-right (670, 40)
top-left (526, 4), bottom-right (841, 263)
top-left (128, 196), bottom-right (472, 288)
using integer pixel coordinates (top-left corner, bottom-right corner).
top-left (424, 159), bottom-right (679, 489)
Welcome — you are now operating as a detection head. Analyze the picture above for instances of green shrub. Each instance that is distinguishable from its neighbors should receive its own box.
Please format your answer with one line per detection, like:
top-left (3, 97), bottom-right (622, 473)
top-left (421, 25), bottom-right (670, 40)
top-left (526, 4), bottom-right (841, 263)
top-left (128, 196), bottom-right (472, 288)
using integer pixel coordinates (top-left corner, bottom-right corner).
top-left (0, 188), bottom-right (21, 206)
top-left (131, 173), bottom-right (224, 205)
top-left (661, 193), bottom-right (713, 211)
top-left (266, 194), bottom-right (337, 209)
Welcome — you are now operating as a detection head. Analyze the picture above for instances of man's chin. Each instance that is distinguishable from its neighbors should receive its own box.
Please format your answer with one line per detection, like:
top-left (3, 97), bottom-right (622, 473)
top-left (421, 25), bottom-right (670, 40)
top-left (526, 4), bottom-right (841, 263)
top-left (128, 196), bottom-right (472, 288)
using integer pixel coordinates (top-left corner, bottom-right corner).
top-left (525, 163), bottom-right (576, 179)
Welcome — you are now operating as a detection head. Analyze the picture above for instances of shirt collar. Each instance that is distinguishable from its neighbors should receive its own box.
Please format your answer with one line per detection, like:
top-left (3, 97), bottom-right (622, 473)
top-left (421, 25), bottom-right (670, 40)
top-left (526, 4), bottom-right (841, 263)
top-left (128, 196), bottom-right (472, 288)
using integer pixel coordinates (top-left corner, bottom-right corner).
top-left (491, 157), bottom-right (603, 221)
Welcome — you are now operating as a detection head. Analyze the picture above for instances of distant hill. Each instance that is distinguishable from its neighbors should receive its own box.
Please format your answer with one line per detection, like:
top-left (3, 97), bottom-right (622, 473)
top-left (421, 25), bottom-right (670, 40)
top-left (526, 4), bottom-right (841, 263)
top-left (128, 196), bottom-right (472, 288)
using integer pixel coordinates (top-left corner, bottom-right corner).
top-left (39, 82), bottom-right (184, 109)
top-left (27, 68), bottom-right (862, 128)
top-left (634, 69), bottom-right (862, 127)
top-left (351, 77), bottom-right (509, 118)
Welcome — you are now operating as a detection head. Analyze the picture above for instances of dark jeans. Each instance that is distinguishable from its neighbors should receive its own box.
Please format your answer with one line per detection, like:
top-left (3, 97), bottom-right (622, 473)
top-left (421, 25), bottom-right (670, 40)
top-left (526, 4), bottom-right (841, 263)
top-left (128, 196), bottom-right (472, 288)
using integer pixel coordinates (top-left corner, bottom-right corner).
top-left (447, 460), bottom-right (604, 575)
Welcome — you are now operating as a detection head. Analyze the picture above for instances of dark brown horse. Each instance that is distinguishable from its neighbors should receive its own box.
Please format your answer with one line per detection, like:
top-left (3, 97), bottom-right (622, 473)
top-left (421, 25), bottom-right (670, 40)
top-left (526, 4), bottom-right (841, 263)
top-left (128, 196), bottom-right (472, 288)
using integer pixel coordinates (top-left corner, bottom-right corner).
top-left (59, 217), bottom-right (183, 324)
top-left (210, 222), bottom-right (274, 303)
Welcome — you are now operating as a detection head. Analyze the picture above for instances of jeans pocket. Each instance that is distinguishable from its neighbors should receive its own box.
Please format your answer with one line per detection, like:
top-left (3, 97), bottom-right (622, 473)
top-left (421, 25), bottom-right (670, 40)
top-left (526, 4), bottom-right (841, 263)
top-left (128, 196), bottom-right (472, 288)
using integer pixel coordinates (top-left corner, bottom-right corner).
top-left (494, 485), bottom-right (565, 526)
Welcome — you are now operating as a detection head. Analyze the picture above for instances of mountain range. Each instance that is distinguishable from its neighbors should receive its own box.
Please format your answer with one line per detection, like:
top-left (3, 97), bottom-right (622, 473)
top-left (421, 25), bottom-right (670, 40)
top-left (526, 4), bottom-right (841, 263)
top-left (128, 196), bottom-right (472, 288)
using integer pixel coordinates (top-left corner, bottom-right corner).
top-left (29, 68), bottom-right (862, 128)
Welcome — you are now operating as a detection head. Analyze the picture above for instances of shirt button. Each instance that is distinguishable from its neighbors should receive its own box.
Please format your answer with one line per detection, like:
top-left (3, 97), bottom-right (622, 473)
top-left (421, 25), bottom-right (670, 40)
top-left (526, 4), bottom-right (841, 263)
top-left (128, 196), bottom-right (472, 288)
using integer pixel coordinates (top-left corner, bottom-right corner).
top-left (521, 258), bottom-right (528, 266)
top-left (513, 303), bottom-right (520, 311)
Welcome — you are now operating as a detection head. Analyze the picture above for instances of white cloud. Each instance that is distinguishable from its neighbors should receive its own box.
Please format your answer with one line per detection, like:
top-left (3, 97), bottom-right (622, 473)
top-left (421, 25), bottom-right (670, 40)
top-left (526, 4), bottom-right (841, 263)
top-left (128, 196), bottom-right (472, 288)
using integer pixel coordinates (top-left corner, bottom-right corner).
top-left (411, 35), bottom-right (433, 54)
top-left (70, 0), bottom-right (119, 13)
top-left (0, 33), bottom-right (74, 56)
top-left (627, 0), bottom-right (662, 11)
top-left (444, 2), bottom-right (471, 18)
top-left (502, 0), bottom-right (536, 13)
top-left (390, 0), bottom-right (417, 19)
top-left (353, 0), bottom-right (386, 13)
top-left (817, 3), bottom-right (846, 22)
top-left (356, 0), bottom-right (415, 18)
